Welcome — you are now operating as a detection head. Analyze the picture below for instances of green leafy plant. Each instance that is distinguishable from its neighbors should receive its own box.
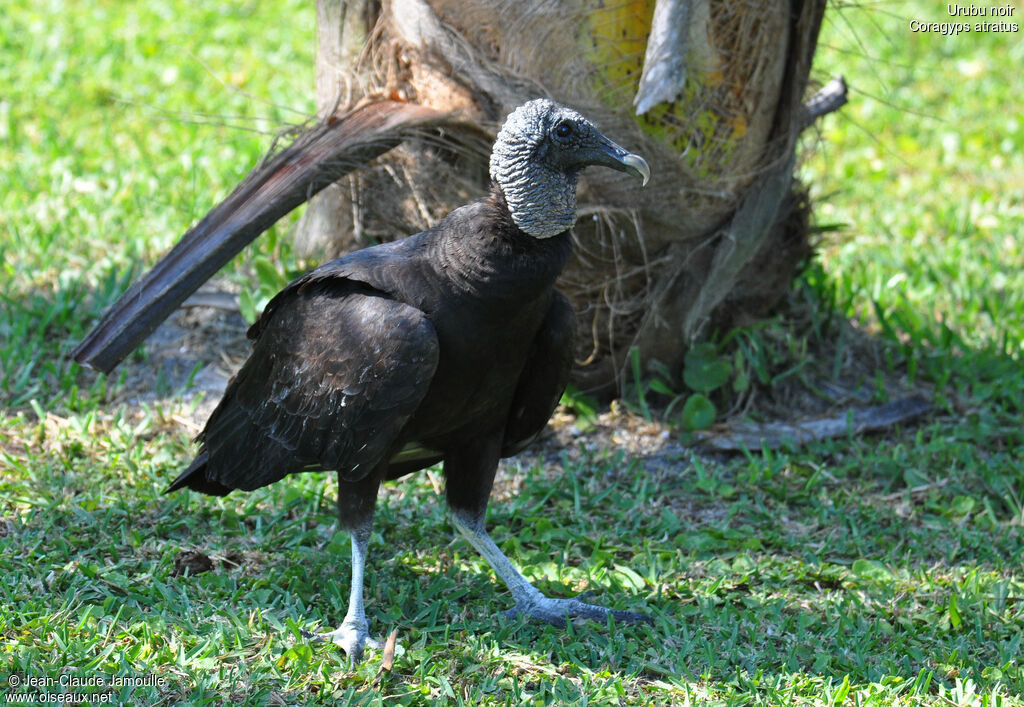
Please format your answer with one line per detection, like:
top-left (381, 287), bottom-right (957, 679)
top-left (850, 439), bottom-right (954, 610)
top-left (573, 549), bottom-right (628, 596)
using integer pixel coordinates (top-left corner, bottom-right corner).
top-left (677, 342), bottom-right (733, 431)
top-left (624, 335), bottom-right (774, 432)
top-left (682, 342), bottom-right (732, 393)
top-left (559, 383), bottom-right (600, 431)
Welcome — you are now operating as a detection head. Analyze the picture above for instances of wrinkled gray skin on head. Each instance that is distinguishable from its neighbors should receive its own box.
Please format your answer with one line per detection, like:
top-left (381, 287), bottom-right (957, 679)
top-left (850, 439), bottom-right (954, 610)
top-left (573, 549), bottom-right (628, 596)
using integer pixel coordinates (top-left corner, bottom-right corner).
top-left (488, 99), bottom-right (600, 239)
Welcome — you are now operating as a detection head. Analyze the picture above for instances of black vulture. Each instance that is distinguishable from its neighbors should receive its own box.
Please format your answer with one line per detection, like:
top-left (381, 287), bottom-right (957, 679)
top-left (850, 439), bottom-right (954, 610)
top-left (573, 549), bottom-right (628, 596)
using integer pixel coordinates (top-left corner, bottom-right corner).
top-left (166, 99), bottom-right (651, 659)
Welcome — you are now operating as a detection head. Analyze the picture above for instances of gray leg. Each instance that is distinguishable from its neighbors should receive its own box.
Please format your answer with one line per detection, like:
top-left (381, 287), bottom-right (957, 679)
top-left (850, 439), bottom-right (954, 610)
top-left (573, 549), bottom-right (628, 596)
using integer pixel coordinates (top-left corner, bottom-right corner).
top-left (314, 519), bottom-right (381, 660)
top-left (450, 508), bottom-right (652, 627)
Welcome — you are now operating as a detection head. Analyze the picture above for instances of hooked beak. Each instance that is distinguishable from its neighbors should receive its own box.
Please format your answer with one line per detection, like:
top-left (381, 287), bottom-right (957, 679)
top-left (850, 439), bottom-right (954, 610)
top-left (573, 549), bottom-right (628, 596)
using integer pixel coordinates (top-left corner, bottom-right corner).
top-left (619, 151), bottom-right (651, 187)
top-left (586, 134), bottom-right (651, 187)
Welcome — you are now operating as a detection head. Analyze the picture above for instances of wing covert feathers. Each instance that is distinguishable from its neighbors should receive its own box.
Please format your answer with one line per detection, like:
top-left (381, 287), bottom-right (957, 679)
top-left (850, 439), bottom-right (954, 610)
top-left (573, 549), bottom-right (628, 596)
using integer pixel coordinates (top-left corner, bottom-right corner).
top-left (176, 284), bottom-right (439, 493)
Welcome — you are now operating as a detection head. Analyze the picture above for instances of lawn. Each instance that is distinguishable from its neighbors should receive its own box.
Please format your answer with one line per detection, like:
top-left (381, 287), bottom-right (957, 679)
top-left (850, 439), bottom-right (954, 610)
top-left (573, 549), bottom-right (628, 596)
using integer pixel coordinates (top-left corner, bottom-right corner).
top-left (1, 0), bottom-right (1022, 704)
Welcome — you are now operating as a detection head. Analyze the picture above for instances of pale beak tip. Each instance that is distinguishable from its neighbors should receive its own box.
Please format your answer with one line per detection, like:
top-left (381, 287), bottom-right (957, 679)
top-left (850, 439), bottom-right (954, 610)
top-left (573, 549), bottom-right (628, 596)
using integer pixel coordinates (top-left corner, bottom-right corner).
top-left (622, 153), bottom-right (651, 187)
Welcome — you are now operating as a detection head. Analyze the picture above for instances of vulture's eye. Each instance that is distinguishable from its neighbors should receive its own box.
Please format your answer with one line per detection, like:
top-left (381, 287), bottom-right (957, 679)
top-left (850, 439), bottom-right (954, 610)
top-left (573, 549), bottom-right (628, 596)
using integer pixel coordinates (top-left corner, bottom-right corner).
top-left (553, 120), bottom-right (574, 140)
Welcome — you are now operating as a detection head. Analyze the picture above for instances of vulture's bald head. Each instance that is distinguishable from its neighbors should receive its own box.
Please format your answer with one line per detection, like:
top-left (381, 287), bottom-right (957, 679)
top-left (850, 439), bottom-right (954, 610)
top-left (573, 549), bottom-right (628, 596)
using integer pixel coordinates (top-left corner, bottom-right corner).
top-left (489, 99), bottom-right (650, 238)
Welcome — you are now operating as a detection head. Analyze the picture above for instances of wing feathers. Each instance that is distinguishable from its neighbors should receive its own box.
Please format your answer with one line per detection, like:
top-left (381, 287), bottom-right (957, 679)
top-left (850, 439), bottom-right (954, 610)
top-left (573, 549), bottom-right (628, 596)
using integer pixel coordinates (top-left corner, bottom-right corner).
top-left (188, 283), bottom-right (439, 492)
top-left (501, 291), bottom-right (576, 456)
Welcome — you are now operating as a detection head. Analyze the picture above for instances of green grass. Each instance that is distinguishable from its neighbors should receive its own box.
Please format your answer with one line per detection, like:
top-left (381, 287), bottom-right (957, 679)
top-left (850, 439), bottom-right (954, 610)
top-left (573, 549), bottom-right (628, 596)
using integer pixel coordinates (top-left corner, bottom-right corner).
top-left (2, 0), bottom-right (1023, 704)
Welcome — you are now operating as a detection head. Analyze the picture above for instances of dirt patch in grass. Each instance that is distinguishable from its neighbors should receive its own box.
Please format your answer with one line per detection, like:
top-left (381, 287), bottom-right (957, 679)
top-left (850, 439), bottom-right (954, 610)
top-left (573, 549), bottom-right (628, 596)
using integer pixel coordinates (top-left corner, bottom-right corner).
top-left (96, 287), bottom-right (250, 426)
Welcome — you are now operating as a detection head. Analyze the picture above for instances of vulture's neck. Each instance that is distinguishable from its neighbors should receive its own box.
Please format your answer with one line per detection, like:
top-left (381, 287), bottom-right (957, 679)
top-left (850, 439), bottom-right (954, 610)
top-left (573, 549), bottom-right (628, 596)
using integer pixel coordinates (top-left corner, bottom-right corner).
top-left (433, 189), bottom-right (573, 304)
top-left (490, 151), bottom-right (578, 239)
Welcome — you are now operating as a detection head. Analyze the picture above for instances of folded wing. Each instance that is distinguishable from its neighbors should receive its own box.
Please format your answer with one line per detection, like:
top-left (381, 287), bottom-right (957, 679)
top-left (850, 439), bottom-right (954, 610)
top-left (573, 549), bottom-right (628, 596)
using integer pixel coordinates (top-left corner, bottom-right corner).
top-left (168, 280), bottom-right (439, 493)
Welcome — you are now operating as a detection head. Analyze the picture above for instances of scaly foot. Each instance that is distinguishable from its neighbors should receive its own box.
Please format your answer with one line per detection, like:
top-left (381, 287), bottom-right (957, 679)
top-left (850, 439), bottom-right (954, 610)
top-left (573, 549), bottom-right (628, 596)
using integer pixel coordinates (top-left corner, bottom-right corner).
top-left (303, 619), bottom-right (381, 662)
top-left (504, 594), bottom-right (653, 627)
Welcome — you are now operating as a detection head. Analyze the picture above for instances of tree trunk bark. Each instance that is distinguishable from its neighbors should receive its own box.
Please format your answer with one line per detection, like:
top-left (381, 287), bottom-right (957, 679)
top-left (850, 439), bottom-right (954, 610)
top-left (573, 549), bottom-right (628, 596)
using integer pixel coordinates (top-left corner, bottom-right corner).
top-left (294, 0), bottom-right (374, 259)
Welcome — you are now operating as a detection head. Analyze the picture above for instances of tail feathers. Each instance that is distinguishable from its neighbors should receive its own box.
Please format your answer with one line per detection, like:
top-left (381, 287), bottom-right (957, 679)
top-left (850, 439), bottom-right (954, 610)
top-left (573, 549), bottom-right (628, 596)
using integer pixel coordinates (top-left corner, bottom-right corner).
top-left (72, 99), bottom-right (449, 374)
top-left (166, 451), bottom-right (234, 497)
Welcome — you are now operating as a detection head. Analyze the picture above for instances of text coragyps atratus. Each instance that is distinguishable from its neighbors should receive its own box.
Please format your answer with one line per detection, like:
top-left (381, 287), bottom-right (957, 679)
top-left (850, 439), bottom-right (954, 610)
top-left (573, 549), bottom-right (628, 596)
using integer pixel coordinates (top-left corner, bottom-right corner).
top-left (166, 99), bottom-right (652, 659)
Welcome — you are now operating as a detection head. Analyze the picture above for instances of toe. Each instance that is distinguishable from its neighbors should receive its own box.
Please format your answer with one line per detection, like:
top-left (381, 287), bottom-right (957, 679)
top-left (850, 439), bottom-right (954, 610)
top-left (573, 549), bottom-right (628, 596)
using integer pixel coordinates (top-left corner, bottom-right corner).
top-left (310, 620), bottom-right (376, 662)
top-left (606, 607), bottom-right (655, 625)
top-left (508, 596), bottom-right (650, 627)
top-left (573, 600), bottom-right (653, 625)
